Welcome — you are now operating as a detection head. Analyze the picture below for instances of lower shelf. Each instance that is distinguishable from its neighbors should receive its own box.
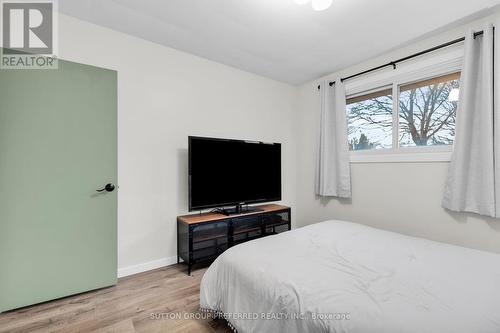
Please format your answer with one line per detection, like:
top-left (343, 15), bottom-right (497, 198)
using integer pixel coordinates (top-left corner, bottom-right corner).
top-left (193, 245), bottom-right (227, 261)
top-left (232, 234), bottom-right (262, 246)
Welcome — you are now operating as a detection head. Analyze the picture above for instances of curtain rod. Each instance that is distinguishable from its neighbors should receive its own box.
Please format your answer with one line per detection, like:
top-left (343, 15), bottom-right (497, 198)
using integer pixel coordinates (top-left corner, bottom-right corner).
top-left (317, 29), bottom-right (489, 90)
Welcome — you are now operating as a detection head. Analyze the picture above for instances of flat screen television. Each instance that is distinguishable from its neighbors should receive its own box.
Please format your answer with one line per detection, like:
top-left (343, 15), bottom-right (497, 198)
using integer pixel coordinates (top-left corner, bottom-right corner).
top-left (189, 136), bottom-right (281, 213)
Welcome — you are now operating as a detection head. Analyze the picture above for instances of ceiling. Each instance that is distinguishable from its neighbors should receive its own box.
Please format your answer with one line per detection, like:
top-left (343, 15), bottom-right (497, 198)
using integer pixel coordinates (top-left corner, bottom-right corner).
top-left (60, 0), bottom-right (500, 85)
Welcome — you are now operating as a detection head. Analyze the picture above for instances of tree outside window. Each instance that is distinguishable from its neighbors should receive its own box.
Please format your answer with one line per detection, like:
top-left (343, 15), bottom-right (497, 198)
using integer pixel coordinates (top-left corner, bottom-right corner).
top-left (346, 89), bottom-right (392, 150)
top-left (399, 73), bottom-right (459, 147)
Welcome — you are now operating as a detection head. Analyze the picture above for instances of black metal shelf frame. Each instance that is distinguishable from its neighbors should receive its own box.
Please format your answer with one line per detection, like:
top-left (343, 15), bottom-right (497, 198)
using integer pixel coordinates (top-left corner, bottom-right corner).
top-left (177, 208), bottom-right (291, 275)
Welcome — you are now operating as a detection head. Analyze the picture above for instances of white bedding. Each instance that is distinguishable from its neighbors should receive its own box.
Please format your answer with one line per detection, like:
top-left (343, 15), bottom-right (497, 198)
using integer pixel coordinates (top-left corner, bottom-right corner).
top-left (200, 221), bottom-right (500, 333)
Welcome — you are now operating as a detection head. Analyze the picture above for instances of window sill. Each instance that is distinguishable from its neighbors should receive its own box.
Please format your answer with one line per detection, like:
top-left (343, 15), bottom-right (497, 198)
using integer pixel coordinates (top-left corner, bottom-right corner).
top-left (350, 151), bottom-right (452, 163)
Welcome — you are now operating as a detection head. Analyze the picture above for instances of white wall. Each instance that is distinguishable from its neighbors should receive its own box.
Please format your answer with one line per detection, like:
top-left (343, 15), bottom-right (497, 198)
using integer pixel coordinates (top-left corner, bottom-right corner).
top-left (58, 15), bottom-right (297, 276)
top-left (295, 12), bottom-right (500, 253)
top-left (59, 10), bottom-right (500, 278)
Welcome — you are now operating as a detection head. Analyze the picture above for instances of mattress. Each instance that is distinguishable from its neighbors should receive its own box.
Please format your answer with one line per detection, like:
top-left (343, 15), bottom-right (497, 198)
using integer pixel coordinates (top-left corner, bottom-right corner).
top-left (200, 220), bottom-right (500, 333)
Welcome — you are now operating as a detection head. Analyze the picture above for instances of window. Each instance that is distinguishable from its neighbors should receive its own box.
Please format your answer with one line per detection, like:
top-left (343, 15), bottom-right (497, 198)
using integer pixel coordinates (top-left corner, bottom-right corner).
top-left (347, 88), bottom-right (393, 151)
top-left (399, 73), bottom-right (459, 147)
top-left (346, 71), bottom-right (460, 155)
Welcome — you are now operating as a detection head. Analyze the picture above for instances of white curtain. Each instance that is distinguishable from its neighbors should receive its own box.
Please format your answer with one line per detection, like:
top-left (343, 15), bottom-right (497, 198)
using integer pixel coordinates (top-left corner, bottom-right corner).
top-left (442, 24), bottom-right (498, 217)
top-left (315, 80), bottom-right (351, 198)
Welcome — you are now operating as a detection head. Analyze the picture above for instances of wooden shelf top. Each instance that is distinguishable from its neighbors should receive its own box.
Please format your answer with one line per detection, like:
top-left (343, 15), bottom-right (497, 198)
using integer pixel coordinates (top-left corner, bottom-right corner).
top-left (178, 204), bottom-right (289, 225)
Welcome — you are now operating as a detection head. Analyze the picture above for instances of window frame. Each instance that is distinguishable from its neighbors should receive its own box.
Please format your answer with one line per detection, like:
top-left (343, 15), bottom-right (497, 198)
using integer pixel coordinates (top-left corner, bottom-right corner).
top-left (344, 56), bottom-right (462, 163)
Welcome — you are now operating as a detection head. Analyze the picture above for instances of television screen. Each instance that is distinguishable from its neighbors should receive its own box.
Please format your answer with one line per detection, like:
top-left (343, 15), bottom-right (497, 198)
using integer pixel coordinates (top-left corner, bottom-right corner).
top-left (189, 136), bottom-right (281, 211)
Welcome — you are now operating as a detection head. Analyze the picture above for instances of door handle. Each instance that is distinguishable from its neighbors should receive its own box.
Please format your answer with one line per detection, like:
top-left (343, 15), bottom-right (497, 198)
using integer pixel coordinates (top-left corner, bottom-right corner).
top-left (96, 183), bottom-right (115, 192)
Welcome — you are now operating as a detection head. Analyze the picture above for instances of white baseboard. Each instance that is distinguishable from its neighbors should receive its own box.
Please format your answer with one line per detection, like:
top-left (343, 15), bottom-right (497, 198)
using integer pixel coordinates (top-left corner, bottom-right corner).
top-left (117, 255), bottom-right (179, 278)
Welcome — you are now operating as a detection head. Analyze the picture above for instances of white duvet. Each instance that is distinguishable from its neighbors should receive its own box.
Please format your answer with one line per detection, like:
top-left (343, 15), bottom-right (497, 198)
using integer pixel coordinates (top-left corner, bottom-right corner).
top-left (200, 221), bottom-right (500, 333)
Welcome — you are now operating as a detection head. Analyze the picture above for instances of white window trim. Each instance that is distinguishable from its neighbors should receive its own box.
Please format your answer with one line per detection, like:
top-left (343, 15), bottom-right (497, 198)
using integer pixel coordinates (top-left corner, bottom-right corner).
top-left (350, 147), bottom-right (452, 163)
top-left (345, 47), bottom-right (462, 163)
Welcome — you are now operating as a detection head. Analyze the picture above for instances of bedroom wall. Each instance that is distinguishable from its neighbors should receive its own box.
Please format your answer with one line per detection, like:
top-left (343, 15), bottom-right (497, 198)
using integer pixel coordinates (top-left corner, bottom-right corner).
top-left (295, 12), bottom-right (500, 253)
top-left (58, 15), bottom-right (298, 276)
top-left (56, 9), bottom-right (500, 278)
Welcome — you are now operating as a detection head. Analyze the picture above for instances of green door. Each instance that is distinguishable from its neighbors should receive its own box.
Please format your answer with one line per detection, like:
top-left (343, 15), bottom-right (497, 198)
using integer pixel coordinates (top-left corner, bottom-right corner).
top-left (0, 59), bottom-right (117, 312)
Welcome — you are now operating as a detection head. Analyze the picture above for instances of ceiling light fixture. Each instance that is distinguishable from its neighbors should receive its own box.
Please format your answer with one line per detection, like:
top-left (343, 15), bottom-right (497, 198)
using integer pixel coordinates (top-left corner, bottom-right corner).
top-left (311, 0), bottom-right (333, 11)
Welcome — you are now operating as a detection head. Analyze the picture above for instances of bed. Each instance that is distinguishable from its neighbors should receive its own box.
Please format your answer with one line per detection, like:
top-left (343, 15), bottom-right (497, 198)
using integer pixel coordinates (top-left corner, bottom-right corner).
top-left (200, 220), bottom-right (500, 333)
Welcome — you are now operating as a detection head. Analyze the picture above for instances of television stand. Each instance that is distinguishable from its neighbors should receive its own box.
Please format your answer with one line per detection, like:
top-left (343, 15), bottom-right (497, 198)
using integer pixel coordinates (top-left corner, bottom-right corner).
top-left (177, 204), bottom-right (291, 275)
top-left (221, 204), bottom-right (261, 216)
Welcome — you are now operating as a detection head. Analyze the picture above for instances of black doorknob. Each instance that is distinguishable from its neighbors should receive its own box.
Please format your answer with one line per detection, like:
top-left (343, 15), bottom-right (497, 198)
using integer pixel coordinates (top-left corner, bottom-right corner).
top-left (96, 183), bottom-right (115, 192)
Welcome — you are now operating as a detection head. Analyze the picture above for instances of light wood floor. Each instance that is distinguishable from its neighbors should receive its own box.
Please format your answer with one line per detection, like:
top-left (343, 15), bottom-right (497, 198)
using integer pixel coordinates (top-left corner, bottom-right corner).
top-left (0, 265), bottom-right (232, 333)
